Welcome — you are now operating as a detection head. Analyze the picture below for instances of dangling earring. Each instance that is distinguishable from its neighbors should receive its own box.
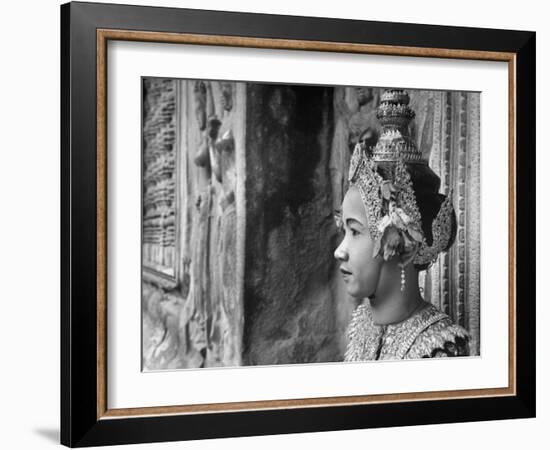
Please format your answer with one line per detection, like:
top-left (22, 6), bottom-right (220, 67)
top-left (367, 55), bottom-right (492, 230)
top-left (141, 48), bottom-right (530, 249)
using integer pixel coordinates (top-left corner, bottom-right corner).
top-left (400, 266), bottom-right (406, 292)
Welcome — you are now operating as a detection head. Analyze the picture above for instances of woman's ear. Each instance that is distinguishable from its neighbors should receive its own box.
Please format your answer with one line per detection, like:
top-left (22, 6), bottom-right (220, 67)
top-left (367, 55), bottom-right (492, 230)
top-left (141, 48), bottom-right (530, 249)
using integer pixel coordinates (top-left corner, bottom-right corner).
top-left (399, 245), bottom-right (418, 269)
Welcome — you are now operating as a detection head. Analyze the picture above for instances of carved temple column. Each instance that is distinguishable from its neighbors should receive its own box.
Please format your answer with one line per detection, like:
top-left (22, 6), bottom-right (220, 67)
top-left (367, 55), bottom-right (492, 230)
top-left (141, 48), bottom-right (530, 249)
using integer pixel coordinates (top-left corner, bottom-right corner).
top-left (425, 91), bottom-right (481, 355)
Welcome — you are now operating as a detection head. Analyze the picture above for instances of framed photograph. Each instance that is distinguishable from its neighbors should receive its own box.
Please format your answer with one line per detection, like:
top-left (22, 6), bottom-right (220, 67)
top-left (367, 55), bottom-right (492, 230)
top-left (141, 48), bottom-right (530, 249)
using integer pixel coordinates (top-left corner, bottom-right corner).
top-left (61, 1), bottom-right (535, 447)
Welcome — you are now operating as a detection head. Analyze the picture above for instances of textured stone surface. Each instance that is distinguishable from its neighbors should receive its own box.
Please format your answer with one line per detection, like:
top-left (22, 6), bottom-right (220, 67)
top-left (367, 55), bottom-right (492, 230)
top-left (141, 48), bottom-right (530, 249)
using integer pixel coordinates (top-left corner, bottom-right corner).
top-left (243, 84), bottom-right (347, 365)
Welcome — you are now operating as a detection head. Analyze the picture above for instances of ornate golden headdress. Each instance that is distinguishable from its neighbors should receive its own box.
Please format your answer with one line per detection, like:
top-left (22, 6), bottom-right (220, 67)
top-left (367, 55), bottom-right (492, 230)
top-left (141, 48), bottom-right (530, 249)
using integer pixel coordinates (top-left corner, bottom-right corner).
top-left (346, 89), bottom-right (454, 269)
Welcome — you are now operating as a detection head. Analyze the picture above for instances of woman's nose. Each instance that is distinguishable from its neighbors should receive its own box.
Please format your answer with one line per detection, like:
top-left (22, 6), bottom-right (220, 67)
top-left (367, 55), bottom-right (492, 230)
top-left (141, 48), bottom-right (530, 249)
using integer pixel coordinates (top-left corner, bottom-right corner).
top-left (334, 240), bottom-right (348, 261)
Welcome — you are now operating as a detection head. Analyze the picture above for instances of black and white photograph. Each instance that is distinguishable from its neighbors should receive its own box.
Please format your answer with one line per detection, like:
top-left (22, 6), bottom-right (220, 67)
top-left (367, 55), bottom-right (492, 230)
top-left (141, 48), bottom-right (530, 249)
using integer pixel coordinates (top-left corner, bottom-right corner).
top-left (141, 79), bottom-right (480, 370)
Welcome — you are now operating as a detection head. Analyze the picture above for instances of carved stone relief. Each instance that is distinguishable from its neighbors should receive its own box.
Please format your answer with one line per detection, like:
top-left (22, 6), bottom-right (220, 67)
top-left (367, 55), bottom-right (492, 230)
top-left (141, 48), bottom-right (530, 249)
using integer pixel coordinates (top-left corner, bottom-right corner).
top-left (142, 79), bottom-right (244, 370)
top-left (142, 79), bottom-right (178, 279)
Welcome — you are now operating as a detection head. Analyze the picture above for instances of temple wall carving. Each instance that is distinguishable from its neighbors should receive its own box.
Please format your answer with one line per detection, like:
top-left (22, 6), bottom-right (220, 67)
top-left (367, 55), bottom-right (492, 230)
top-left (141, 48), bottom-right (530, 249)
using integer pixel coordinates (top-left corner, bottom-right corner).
top-left (142, 79), bottom-right (245, 370)
top-left (142, 79), bottom-right (178, 278)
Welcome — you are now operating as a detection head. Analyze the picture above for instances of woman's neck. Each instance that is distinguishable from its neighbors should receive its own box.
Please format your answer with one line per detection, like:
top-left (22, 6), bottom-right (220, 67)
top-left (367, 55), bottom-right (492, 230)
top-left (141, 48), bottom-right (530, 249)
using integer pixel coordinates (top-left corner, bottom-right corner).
top-left (368, 263), bottom-right (425, 325)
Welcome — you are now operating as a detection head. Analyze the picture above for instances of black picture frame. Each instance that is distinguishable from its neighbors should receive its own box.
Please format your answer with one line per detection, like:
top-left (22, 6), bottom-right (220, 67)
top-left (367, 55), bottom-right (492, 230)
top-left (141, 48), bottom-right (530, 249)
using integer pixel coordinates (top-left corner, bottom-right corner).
top-left (61, 1), bottom-right (535, 447)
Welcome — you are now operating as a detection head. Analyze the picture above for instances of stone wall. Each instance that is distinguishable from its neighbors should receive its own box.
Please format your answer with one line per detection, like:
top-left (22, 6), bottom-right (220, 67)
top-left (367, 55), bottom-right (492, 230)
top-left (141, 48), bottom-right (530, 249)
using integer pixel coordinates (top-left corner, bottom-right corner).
top-left (243, 84), bottom-right (346, 364)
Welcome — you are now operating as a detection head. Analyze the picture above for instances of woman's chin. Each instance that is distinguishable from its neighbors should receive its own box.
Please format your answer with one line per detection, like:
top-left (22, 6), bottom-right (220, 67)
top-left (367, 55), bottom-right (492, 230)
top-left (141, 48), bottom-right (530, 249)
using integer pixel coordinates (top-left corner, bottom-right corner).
top-left (345, 284), bottom-right (368, 300)
top-left (343, 282), bottom-right (356, 296)
top-left (341, 276), bottom-right (374, 299)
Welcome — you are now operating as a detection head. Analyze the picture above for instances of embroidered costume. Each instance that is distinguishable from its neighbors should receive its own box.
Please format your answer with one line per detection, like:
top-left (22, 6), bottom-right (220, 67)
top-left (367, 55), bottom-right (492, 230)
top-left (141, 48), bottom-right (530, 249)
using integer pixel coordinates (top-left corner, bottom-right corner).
top-left (345, 301), bottom-right (469, 361)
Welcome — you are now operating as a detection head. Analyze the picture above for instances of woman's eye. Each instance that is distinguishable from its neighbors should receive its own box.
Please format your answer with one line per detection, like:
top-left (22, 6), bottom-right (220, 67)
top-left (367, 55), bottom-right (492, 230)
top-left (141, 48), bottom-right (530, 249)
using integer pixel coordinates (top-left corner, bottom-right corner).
top-left (333, 211), bottom-right (343, 230)
top-left (333, 212), bottom-right (346, 236)
top-left (350, 228), bottom-right (360, 237)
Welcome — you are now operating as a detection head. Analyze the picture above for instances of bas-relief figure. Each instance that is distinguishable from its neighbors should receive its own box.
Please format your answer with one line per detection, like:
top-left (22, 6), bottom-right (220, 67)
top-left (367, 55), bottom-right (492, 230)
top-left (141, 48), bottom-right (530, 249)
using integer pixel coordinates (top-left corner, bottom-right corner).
top-left (187, 80), bottom-right (239, 367)
top-left (206, 81), bottom-right (239, 365)
top-left (181, 80), bottom-right (212, 367)
top-left (207, 81), bottom-right (236, 207)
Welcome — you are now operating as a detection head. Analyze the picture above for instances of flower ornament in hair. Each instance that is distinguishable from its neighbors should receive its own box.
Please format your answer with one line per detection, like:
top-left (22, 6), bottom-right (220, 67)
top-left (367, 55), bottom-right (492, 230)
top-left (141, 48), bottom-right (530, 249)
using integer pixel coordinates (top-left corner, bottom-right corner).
top-left (373, 192), bottom-right (424, 266)
top-left (350, 145), bottom-right (423, 268)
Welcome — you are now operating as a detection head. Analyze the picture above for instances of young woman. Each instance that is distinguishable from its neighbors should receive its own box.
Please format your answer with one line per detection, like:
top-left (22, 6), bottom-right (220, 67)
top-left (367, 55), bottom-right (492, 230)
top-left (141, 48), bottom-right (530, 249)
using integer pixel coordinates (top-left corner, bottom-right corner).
top-left (334, 89), bottom-right (469, 361)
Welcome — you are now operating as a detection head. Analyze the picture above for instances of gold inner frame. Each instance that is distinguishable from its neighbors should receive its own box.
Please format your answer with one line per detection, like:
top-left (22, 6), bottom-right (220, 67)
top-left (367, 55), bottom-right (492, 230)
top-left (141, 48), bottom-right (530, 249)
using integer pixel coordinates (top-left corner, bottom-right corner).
top-left (96, 29), bottom-right (517, 420)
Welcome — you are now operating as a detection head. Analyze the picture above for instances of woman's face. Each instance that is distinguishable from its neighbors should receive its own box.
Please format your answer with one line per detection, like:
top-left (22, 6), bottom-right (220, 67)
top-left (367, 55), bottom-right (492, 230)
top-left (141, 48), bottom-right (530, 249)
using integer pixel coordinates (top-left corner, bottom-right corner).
top-left (334, 186), bottom-right (383, 298)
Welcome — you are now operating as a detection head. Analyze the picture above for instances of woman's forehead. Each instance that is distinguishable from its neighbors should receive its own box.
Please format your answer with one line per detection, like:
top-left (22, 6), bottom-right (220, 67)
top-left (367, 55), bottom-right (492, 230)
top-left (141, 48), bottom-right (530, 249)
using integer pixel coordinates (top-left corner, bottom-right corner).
top-left (342, 187), bottom-right (367, 223)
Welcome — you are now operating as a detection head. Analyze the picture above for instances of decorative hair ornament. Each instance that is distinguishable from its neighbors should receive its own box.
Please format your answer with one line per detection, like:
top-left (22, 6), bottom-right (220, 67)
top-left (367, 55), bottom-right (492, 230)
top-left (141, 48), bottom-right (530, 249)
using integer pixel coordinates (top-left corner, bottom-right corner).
top-left (345, 89), bottom-right (455, 270)
top-left (348, 146), bottom-right (384, 239)
top-left (414, 190), bottom-right (454, 266)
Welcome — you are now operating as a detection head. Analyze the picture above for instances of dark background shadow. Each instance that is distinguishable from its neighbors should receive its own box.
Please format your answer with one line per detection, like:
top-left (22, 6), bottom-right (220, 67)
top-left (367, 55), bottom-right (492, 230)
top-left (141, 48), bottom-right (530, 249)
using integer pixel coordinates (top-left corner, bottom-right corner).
top-left (34, 428), bottom-right (59, 444)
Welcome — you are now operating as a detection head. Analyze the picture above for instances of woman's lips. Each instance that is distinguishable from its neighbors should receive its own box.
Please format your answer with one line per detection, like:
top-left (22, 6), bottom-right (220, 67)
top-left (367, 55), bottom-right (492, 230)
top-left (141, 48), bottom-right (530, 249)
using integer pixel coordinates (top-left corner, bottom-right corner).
top-left (340, 266), bottom-right (352, 276)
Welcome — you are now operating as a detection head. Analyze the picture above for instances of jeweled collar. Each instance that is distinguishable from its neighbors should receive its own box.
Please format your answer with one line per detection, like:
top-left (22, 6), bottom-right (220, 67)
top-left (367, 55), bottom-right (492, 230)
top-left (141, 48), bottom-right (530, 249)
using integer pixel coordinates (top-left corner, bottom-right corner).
top-left (344, 300), bottom-right (448, 361)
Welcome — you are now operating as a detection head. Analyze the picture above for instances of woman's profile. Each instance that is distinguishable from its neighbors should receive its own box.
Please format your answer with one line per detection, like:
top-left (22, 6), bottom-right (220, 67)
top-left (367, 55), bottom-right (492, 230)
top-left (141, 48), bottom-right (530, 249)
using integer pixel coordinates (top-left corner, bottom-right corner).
top-left (334, 89), bottom-right (469, 361)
